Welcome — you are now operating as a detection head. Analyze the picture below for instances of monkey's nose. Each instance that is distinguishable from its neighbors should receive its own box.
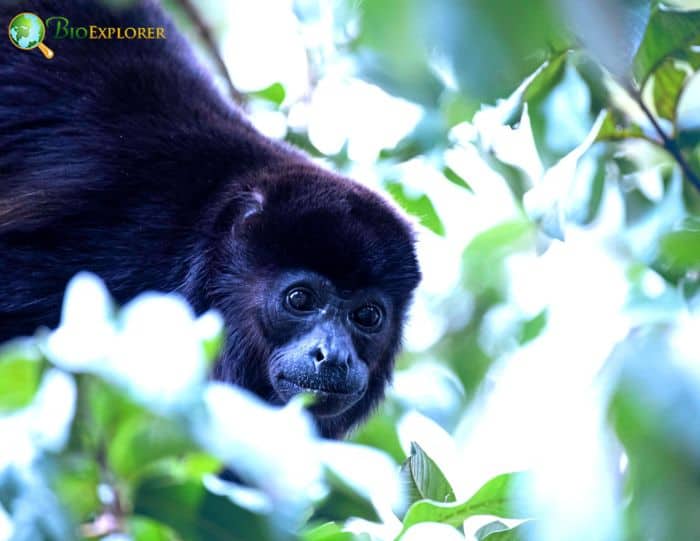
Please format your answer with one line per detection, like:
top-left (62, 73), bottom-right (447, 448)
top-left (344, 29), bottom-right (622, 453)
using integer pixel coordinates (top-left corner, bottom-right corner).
top-left (311, 346), bottom-right (350, 378)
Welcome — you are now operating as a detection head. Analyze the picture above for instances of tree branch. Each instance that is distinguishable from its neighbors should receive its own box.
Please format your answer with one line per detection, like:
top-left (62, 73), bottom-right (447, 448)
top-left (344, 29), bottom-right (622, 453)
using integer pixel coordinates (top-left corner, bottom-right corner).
top-left (633, 92), bottom-right (700, 192)
top-left (174, 0), bottom-right (246, 106)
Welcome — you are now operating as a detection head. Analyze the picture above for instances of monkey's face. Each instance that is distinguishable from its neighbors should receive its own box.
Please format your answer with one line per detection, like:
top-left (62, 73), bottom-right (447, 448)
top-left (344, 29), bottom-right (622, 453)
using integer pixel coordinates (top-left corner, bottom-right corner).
top-left (262, 270), bottom-right (392, 418)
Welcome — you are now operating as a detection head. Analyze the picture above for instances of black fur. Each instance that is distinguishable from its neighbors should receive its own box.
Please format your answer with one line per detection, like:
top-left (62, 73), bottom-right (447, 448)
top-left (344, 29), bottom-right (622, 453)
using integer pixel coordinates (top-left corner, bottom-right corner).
top-left (0, 0), bottom-right (420, 436)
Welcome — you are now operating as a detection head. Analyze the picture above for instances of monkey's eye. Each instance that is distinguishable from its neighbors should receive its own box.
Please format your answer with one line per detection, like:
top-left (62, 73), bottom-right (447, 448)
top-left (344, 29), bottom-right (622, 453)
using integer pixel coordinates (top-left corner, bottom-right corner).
top-left (285, 287), bottom-right (316, 312)
top-left (351, 304), bottom-right (382, 330)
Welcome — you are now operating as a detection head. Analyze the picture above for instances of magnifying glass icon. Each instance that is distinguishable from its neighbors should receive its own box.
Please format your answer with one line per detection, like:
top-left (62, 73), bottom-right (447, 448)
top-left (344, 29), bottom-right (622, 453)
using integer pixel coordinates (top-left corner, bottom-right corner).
top-left (8, 12), bottom-right (54, 59)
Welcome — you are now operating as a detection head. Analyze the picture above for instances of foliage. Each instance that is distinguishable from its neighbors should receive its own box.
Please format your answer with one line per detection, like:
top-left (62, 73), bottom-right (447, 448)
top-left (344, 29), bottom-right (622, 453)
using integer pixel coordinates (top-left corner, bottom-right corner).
top-left (5, 0), bottom-right (700, 540)
top-left (0, 275), bottom-right (525, 541)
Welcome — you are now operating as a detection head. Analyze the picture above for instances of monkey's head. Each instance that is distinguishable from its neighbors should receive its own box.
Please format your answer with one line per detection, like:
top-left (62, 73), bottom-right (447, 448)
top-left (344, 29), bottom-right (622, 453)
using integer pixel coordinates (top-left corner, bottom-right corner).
top-left (206, 165), bottom-right (421, 438)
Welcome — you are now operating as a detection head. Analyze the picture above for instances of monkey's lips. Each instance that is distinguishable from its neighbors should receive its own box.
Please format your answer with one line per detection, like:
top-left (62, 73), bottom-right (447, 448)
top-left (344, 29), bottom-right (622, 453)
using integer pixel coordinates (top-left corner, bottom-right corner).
top-left (274, 375), bottom-right (365, 417)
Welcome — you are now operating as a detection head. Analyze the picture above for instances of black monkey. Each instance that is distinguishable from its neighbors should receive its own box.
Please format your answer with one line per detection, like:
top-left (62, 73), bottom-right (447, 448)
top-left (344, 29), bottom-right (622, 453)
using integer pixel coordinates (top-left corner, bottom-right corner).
top-left (0, 0), bottom-right (420, 438)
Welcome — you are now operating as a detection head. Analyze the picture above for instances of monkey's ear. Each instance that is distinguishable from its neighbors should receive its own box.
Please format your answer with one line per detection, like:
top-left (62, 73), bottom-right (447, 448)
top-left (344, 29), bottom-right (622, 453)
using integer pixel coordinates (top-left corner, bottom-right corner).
top-left (231, 189), bottom-right (265, 231)
top-left (215, 189), bottom-right (266, 234)
top-left (240, 189), bottom-right (265, 220)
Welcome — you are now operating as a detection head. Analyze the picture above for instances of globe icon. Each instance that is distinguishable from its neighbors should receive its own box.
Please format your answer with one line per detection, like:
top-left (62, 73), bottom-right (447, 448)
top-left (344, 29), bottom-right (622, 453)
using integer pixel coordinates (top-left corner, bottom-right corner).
top-left (8, 12), bottom-right (54, 59)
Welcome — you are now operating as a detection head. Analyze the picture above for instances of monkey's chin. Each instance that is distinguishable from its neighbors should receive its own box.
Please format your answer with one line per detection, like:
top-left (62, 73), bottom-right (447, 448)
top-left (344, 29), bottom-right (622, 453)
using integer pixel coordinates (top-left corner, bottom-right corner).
top-left (273, 376), bottom-right (365, 418)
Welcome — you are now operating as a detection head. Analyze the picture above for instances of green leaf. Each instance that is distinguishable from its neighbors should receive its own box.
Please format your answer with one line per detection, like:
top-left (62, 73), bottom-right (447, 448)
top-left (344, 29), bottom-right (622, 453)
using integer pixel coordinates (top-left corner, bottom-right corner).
top-left (518, 309), bottom-right (548, 345)
top-left (353, 0), bottom-right (444, 106)
top-left (652, 57), bottom-right (690, 121)
top-left (0, 341), bottom-right (43, 412)
top-left (180, 453), bottom-right (222, 478)
top-left (575, 144), bottom-right (609, 226)
top-left (249, 83), bottom-right (286, 106)
top-left (313, 468), bottom-right (380, 524)
top-left (128, 516), bottom-right (179, 541)
top-left (302, 522), bottom-right (369, 541)
top-left (522, 51), bottom-right (569, 103)
top-left (595, 110), bottom-right (646, 142)
top-left (439, 1), bottom-right (570, 103)
top-left (658, 229), bottom-right (700, 275)
top-left (608, 327), bottom-right (700, 540)
top-left (634, 7), bottom-right (700, 84)
top-left (398, 472), bottom-right (532, 538)
top-left (108, 414), bottom-right (195, 480)
top-left (202, 329), bottom-right (224, 367)
top-left (385, 181), bottom-right (445, 236)
top-left (134, 474), bottom-right (279, 541)
top-left (439, 91), bottom-right (479, 127)
top-left (462, 219), bottom-right (535, 295)
top-left (475, 521), bottom-right (509, 540)
top-left (482, 522), bottom-right (535, 540)
top-left (442, 166), bottom-right (473, 192)
top-left (79, 377), bottom-right (144, 444)
top-left (382, 112), bottom-right (448, 162)
top-left (401, 442), bottom-right (455, 506)
top-left (52, 455), bottom-right (101, 521)
top-left (351, 405), bottom-right (405, 465)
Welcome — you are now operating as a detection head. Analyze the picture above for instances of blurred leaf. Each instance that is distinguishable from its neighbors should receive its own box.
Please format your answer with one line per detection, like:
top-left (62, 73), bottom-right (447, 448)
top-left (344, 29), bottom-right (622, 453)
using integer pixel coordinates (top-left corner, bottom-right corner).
top-left (518, 309), bottom-right (548, 345)
top-left (0, 464), bottom-right (76, 541)
top-left (657, 228), bottom-right (700, 276)
top-left (439, 91), bottom-right (479, 128)
top-left (51, 455), bottom-right (100, 521)
top-left (525, 57), bottom-right (589, 168)
top-left (575, 144), bottom-right (609, 225)
top-left (74, 377), bottom-right (143, 448)
top-left (595, 110), bottom-right (647, 142)
top-left (382, 112), bottom-right (448, 162)
top-left (313, 468), bottom-right (380, 524)
top-left (385, 181), bottom-right (445, 236)
top-left (249, 83), bottom-right (286, 106)
top-left (634, 7), bottom-right (700, 84)
top-left (353, 0), bottom-right (443, 105)
top-left (560, 0), bottom-right (650, 81)
top-left (442, 166), bottom-right (473, 192)
top-left (127, 515), bottom-right (179, 541)
top-left (351, 403), bottom-right (405, 464)
top-left (0, 342), bottom-right (43, 412)
top-left (440, 330), bottom-right (494, 400)
top-left (462, 219), bottom-right (535, 295)
top-left (398, 472), bottom-right (531, 536)
top-left (302, 522), bottom-right (368, 541)
top-left (480, 152), bottom-right (531, 202)
top-left (535, 201), bottom-right (565, 241)
top-left (401, 442), bottom-right (455, 507)
top-left (427, 0), bottom-right (570, 103)
top-left (108, 414), bottom-right (195, 480)
top-left (522, 52), bottom-right (569, 103)
top-left (202, 330), bottom-right (224, 367)
top-left (134, 474), bottom-right (280, 541)
top-left (180, 453), bottom-right (222, 478)
top-left (353, 0), bottom-right (570, 104)
top-left (609, 327), bottom-right (700, 540)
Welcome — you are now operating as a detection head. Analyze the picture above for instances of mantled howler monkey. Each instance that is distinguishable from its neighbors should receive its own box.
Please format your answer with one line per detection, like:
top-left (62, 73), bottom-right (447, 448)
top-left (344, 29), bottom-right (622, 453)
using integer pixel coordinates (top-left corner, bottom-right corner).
top-left (0, 0), bottom-right (420, 437)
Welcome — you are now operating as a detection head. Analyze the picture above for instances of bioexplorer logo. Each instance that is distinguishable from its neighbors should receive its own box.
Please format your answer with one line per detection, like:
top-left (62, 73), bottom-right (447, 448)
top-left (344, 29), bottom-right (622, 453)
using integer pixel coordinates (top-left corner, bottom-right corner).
top-left (8, 13), bottom-right (54, 58)
top-left (8, 12), bottom-right (166, 59)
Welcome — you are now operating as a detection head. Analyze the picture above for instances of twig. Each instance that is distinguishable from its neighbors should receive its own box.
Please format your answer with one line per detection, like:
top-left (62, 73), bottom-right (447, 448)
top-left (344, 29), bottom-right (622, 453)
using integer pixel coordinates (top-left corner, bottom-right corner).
top-left (632, 92), bottom-right (700, 192)
top-left (174, 0), bottom-right (247, 106)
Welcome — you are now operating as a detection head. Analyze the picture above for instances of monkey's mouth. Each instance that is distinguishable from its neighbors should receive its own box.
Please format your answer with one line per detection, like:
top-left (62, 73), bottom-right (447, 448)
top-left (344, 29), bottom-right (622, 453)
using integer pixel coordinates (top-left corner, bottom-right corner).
top-left (274, 375), bottom-right (365, 417)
